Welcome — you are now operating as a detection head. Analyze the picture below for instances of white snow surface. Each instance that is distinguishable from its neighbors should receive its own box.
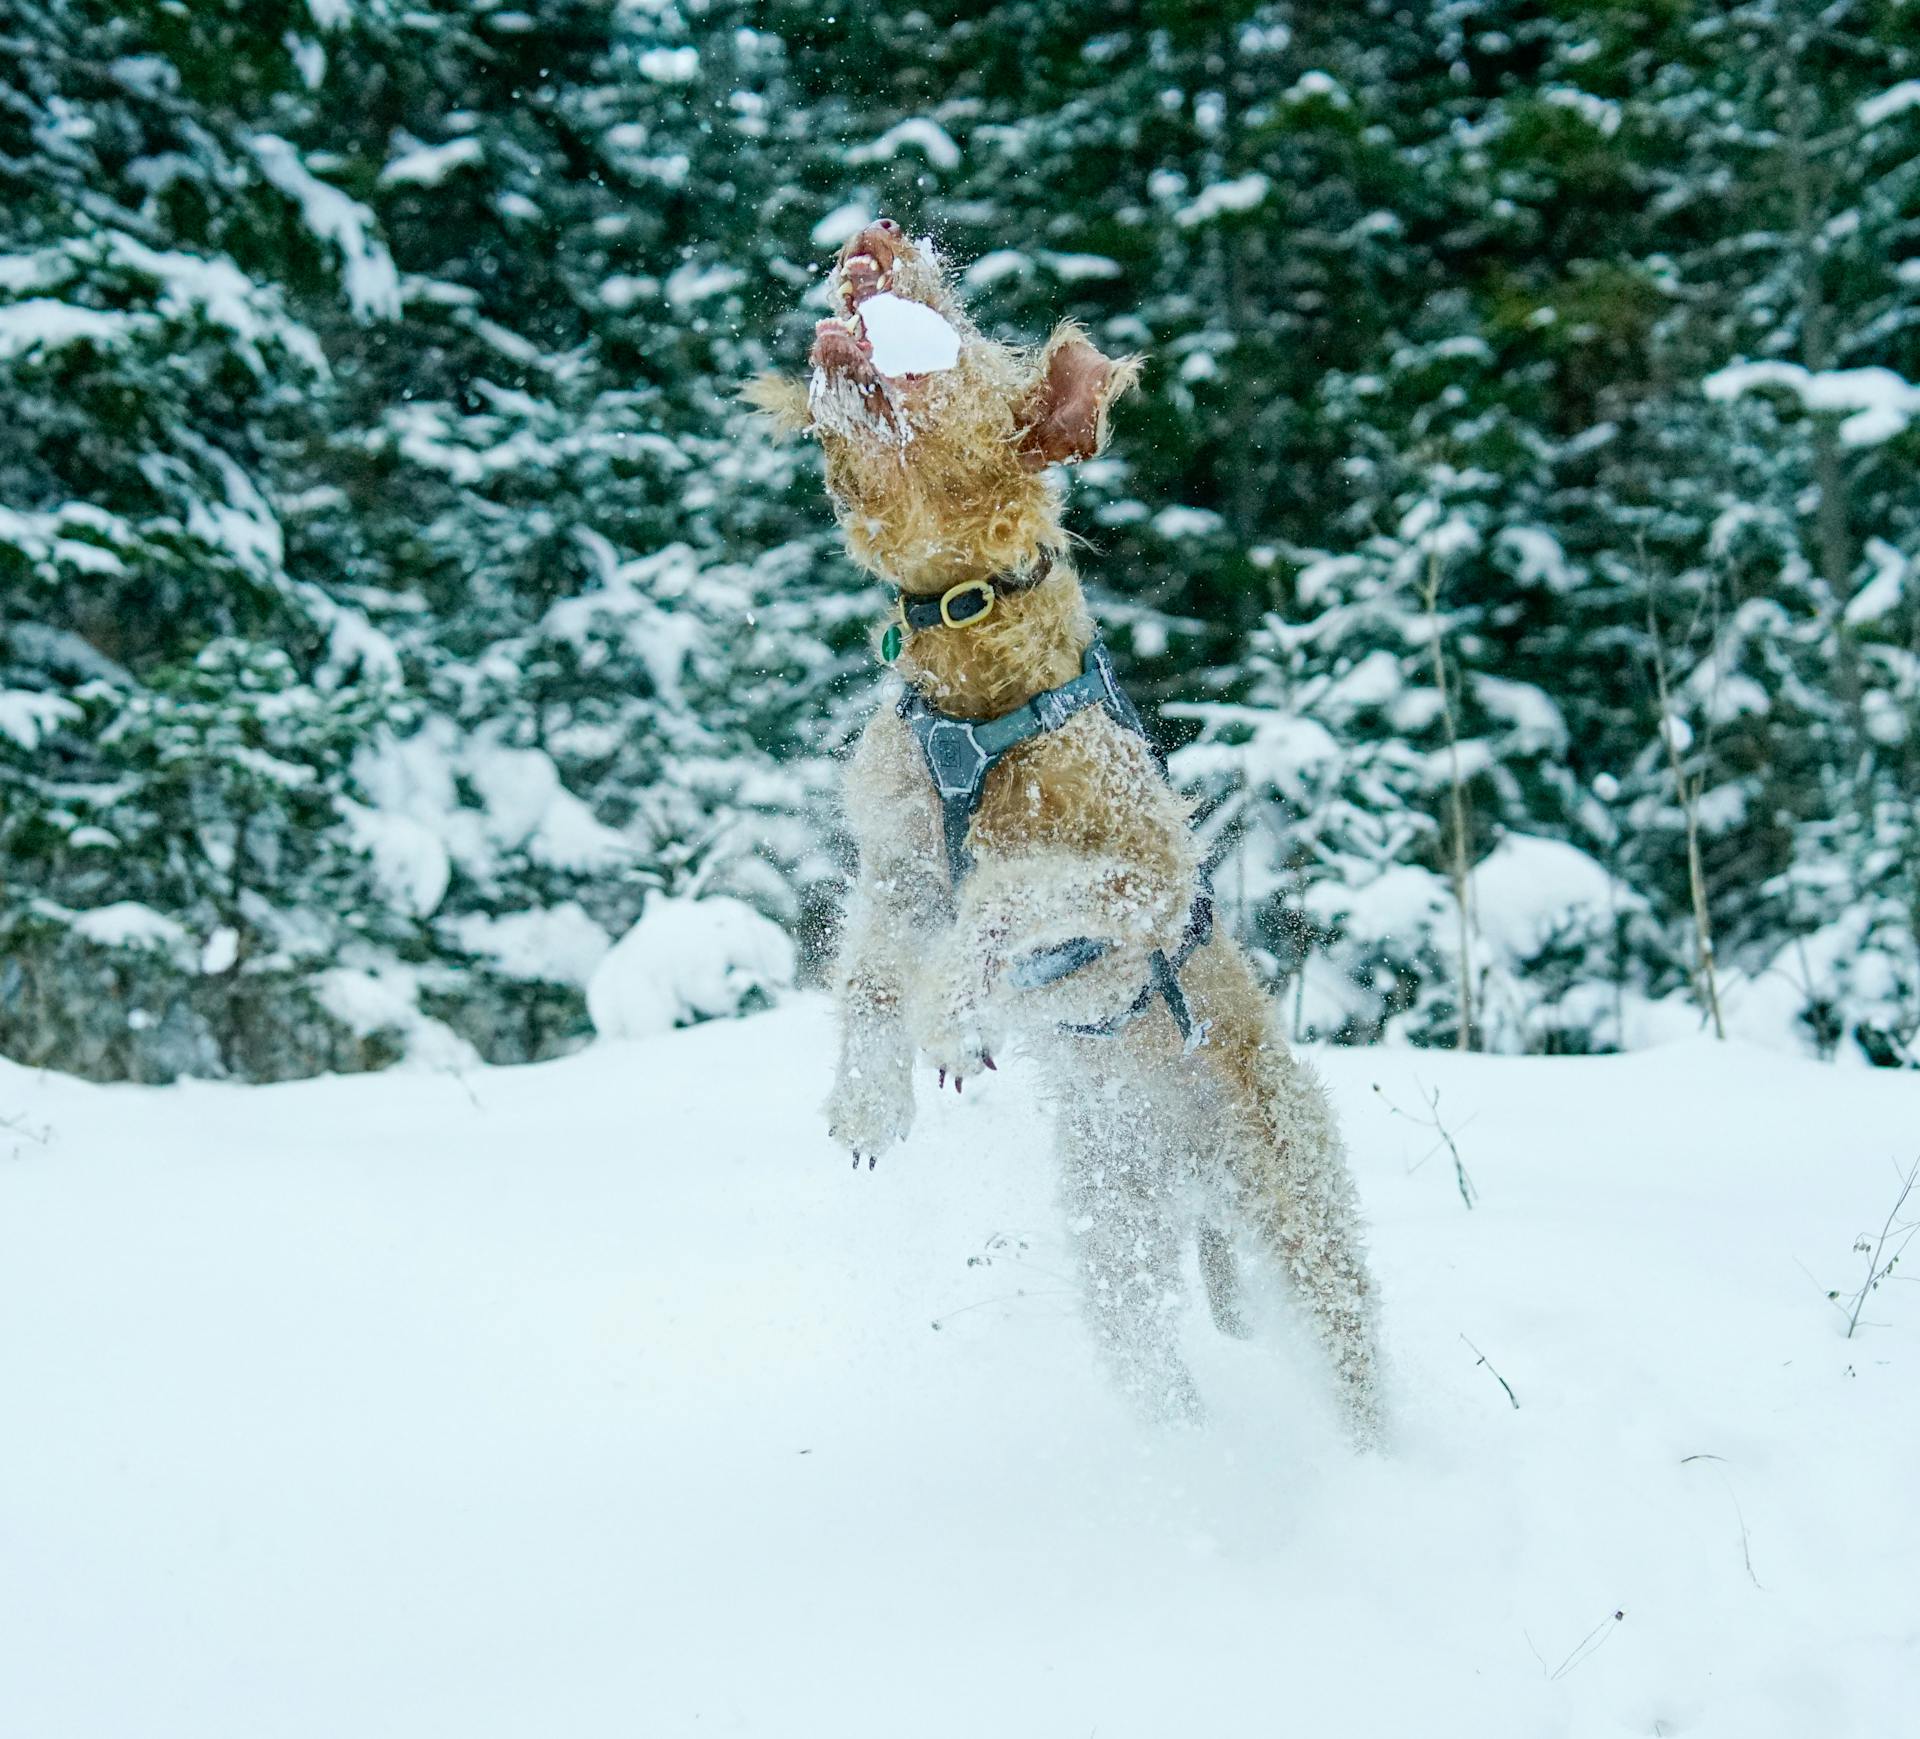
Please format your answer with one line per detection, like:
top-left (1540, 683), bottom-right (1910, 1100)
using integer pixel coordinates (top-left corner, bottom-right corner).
top-left (1176, 172), bottom-right (1271, 227)
top-left (377, 137), bottom-right (484, 188)
top-left (1704, 359), bottom-right (1920, 447)
top-left (1845, 537), bottom-right (1907, 626)
top-left (856, 291), bottom-right (961, 376)
top-left (586, 893), bottom-right (795, 1039)
top-left (2, 1005), bottom-right (1914, 1737)
top-left (0, 298), bottom-right (144, 359)
top-left (848, 117), bottom-right (962, 170)
top-left (810, 201), bottom-right (873, 249)
top-left (65, 900), bottom-right (189, 954)
top-left (446, 902), bottom-right (611, 988)
top-left (1471, 832), bottom-right (1643, 962)
top-left (248, 134), bottom-right (400, 322)
top-left (0, 687), bottom-right (80, 750)
top-left (1858, 79), bottom-right (1920, 128)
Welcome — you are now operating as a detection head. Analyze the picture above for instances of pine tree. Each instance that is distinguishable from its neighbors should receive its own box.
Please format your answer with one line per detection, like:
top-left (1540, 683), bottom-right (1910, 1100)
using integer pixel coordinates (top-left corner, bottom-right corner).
top-left (0, 0), bottom-right (404, 1078)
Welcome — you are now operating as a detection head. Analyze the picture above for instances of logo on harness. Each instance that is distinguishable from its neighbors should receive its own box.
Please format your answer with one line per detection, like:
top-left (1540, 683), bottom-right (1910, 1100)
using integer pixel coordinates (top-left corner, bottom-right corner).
top-left (920, 718), bottom-right (992, 802)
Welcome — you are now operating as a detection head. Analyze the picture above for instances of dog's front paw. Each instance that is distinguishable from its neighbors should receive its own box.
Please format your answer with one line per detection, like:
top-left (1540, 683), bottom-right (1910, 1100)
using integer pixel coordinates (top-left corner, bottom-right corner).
top-left (915, 1003), bottom-right (1001, 1094)
top-left (823, 1056), bottom-right (916, 1171)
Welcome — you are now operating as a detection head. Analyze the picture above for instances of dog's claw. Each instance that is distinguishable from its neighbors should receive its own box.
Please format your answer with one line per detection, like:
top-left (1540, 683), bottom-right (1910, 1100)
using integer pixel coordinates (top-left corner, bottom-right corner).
top-left (955, 1074), bottom-right (964, 1094)
top-left (982, 1053), bottom-right (997, 1071)
top-left (868, 1152), bottom-right (877, 1170)
top-left (851, 1151), bottom-right (860, 1170)
top-left (937, 1068), bottom-right (946, 1089)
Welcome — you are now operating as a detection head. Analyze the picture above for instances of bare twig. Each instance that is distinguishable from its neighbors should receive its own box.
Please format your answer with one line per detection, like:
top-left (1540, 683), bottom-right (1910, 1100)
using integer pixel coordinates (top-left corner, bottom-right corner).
top-left (1834, 1157), bottom-right (1920, 1339)
top-left (1460, 1333), bottom-right (1518, 1408)
top-left (1643, 563), bottom-right (1726, 1039)
top-left (965, 1231), bottom-right (1071, 1286)
top-left (930, 1289), bottom-right (1075, 1331)
top-left (1681, 1455), bottom-right (1764, 1589)
top-left (1543, 1610), bottom-right (1626, 1681)
top-left (1421, 533), bottom-right (1476, 1050)
top-left (0, 1110), bottom-right (54, 1154)
top-left (1376, 1080), bottom-right (1477, 1208)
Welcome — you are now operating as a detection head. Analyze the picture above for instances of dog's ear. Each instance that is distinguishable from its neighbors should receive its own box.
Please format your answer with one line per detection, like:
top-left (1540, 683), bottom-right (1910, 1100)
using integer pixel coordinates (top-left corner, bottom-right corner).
top-left (741, 371), bottom-right (812, 436)
top-left (1016, 324), bottom-right (1142, 471)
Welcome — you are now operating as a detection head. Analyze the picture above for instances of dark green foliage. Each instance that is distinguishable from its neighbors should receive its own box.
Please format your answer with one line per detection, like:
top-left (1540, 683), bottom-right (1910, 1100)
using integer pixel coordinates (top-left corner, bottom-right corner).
top-left (1, 0), bottom-right (1915, 1074)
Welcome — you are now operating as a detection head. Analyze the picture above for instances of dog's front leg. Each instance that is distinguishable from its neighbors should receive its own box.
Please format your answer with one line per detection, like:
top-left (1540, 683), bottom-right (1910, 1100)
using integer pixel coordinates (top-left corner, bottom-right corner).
top-left (825, 870), bottom-right (933, 1165)
top-left (910, 914), bottom-right (1005, 1090)
top-left (826, 708), bottom-right (947, 1165)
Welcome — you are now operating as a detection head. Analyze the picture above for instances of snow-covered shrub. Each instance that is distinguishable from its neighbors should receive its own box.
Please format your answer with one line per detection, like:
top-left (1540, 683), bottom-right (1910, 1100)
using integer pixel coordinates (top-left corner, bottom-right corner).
top-left (587, 895), bottom-right (797, 1042)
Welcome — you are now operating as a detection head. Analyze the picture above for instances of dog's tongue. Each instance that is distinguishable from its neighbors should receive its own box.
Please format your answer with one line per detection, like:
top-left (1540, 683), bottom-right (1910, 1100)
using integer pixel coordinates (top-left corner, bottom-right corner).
top-left (858, 292), bottom-right (960, 377)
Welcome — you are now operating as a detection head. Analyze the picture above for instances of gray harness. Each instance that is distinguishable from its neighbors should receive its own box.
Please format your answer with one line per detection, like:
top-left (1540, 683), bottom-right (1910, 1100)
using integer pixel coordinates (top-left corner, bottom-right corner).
top-left (898, 641), bottom-right (1214, 1045)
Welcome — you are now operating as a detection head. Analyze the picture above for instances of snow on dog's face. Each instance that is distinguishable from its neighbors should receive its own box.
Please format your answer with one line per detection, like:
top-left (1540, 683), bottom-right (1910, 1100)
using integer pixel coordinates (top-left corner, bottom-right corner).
top-left (746, 220), bottom-right (1139, 593)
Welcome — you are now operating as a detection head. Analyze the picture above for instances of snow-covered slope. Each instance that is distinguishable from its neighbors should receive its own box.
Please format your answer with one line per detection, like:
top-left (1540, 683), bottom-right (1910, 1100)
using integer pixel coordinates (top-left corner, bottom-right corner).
top-left (2, 1003), bottom-right (1915, 1738)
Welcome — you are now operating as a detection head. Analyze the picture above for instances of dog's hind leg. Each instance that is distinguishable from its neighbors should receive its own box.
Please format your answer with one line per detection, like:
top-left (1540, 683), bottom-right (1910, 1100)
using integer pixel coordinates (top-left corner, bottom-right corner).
top-left (1237, 1050), bottom-right (1382, 1444)
top-left (1198, 1222), bottom-right (1251, 1339)
top-left (1057, 1075), bottom-right (1202, 1424)
top-left (1188, 947), bottom-right (1383, 1444)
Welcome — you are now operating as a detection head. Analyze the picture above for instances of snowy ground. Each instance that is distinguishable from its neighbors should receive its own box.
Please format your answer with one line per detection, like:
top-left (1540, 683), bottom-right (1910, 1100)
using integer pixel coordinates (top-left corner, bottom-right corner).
top-left (2, 999), bottom-right (1916, 1739)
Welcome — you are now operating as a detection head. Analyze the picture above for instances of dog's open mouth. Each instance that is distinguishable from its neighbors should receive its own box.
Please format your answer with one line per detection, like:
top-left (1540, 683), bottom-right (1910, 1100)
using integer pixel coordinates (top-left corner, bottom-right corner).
top-left (812, 223), bottom-right (961, 389)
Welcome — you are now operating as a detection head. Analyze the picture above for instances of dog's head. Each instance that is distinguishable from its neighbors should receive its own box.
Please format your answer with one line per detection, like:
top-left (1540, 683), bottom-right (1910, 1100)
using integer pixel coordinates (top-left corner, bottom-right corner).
top-left (746, 221), bottom-right (1139, 593)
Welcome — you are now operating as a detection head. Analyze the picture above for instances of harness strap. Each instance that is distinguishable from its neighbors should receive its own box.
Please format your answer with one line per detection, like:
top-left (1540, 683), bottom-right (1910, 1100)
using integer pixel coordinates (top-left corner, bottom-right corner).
top-left (898, 641), bottom-right (1140, 885)
top-left (896, 636), bottom-right (1213, 1049)
top-left (1058, 878), bottom-right (1215, 1049)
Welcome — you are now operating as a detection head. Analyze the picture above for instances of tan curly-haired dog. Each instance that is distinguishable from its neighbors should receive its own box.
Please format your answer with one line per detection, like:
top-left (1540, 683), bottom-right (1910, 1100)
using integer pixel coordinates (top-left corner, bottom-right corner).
top-left (750, 221), bottom-right (1381, 1439)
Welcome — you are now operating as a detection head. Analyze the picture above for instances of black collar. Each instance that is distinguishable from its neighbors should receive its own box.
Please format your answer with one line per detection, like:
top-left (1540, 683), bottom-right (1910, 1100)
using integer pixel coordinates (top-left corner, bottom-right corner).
top-left (894, 551), bottom-right (1053, 634)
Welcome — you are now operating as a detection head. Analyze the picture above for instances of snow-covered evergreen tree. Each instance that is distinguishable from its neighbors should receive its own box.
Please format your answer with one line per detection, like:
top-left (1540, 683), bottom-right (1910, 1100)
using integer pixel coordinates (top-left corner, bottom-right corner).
top-left (3, 0), bottom-right (1916, 1076)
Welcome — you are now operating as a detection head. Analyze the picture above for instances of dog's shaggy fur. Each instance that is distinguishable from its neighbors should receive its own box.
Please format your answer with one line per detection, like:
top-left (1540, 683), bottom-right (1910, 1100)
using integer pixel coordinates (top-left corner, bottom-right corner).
top-left (752, 222), bottom-right (1382, 1439)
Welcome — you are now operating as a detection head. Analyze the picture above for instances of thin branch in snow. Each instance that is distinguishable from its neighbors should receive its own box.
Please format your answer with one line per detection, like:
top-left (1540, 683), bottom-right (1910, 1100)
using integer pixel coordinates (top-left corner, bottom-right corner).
top-left (1834, 1157), bottom-right (1920, 1339)
top-left (1539, 1609), bottom-right (1626, 1681)
top-left (1419, 532), bottom-right (1476, 1051)
top-left (1641, 552), bottom-right (1726, 1040)
top-left (0, 1110), bottom-right (54, 1154)
top-left (1681, 1455), bottom-right (1764, 1589)
top-left (1376, 1080), bottom-right (1477, 1208)
top-left (965, 1230), bottom-right (1072, 1286)
top-left (1791, 1254), bottom-right (1854, 1323)
top-left (1460, 1333), bottom-right (1518, 1408)
top-left (930, 1289), bottom-right (1075, 1331)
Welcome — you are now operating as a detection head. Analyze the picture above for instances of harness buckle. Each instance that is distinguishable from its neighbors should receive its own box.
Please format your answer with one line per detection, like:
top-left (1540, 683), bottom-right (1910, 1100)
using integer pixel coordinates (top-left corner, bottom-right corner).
top-left (939, 578), bottom-right (996, 629)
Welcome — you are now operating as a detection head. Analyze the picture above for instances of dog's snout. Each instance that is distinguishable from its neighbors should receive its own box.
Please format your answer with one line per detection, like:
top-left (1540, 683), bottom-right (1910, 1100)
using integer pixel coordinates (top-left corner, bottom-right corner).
top-left (835, 221), bottom-right (907, 305)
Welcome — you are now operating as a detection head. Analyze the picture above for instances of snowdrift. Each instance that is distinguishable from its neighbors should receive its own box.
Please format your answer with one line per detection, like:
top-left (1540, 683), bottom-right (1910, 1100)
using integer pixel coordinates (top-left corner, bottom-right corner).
top-left (2, 1001), bottom-right (1916, 1738)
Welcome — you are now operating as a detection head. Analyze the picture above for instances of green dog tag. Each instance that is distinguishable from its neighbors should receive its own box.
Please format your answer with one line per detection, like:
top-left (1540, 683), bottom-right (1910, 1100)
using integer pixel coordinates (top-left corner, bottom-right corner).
top-left (881, 622), bottom-right (903, 663)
